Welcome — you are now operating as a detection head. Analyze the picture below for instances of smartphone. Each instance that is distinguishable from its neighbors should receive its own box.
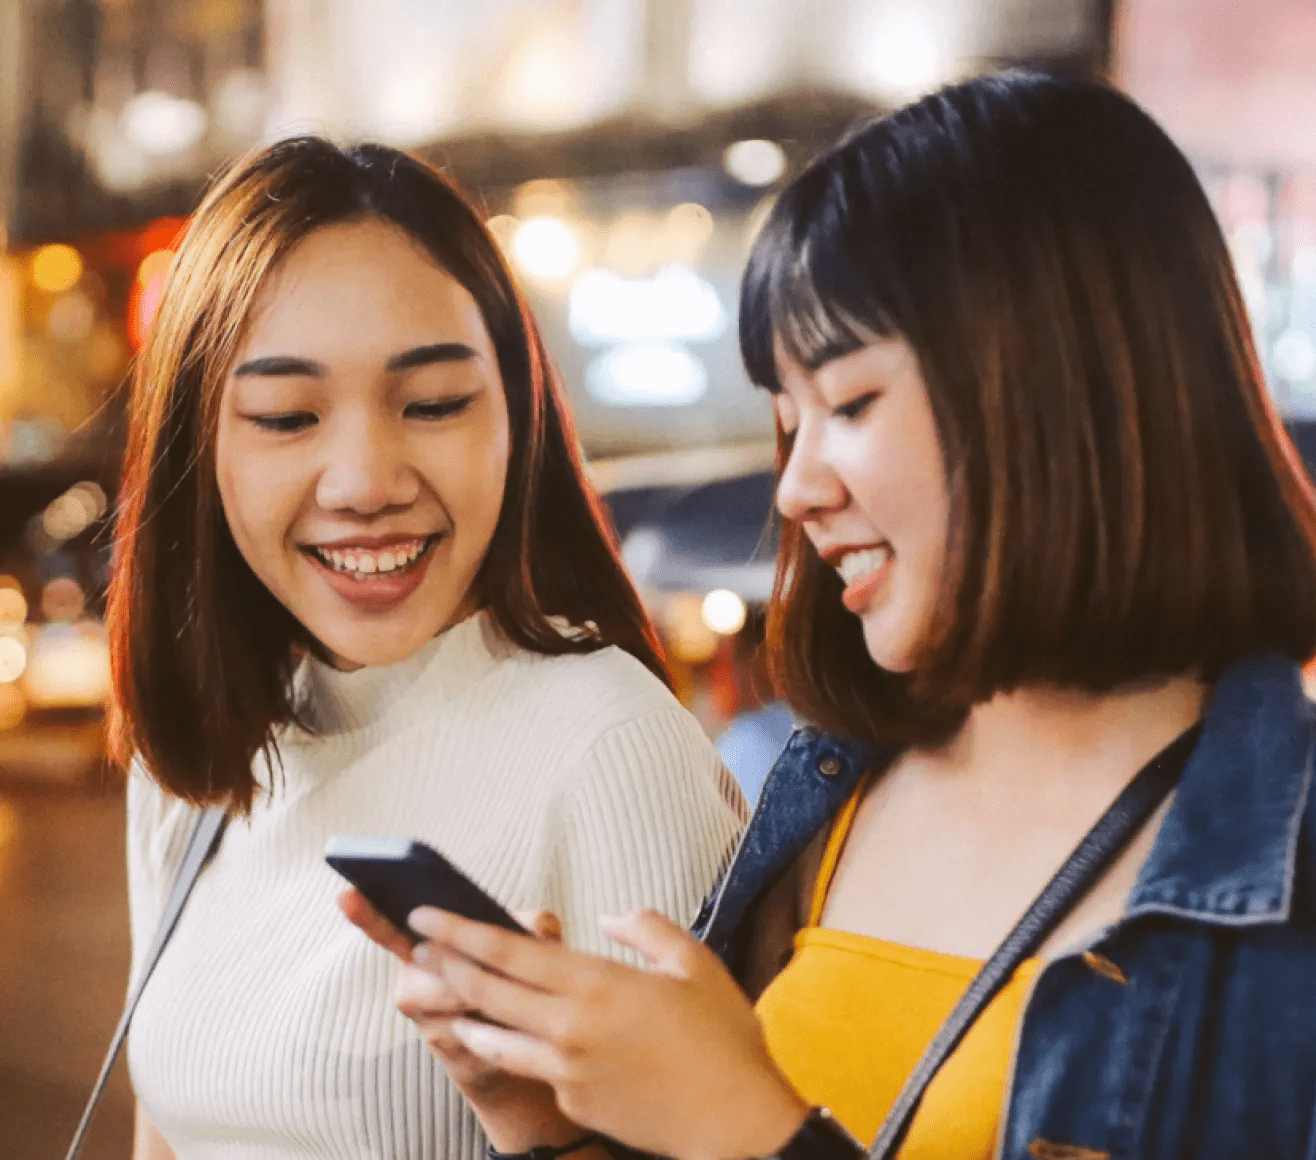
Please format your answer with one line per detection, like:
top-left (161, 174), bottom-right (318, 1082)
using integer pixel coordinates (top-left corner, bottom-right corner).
top-left (325, 835), bottom-right (527, 944)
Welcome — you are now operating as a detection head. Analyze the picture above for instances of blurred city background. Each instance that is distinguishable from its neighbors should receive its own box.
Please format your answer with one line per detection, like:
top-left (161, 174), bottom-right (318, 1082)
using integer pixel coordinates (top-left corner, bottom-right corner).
top-left (1, 0), bottom-right (1314, 1155)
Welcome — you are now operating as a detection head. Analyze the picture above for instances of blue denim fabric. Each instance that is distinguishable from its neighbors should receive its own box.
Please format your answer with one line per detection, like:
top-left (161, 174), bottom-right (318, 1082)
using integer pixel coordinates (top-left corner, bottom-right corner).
top-left (694, 653), bottom-right (1316, 1158)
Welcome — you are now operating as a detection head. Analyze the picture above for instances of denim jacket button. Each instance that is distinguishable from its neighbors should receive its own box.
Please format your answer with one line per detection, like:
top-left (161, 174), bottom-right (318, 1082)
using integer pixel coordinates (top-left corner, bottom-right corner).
top-left (818, 756), bottom-right (843, 778)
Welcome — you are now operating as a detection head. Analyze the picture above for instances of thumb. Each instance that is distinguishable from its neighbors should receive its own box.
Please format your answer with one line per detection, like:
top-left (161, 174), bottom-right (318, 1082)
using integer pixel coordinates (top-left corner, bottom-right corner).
top-left (598, 909), bottom-right (702, 977)
top-left (513, 908), bottom-right (563, 942)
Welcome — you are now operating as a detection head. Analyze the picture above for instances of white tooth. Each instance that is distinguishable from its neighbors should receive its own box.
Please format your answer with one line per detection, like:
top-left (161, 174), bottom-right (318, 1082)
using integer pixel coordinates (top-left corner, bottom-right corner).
top-left (330, 550), bottom-right (343, 569)
top-left (838, 546), bottom-right (890, 585)
top-left (378, 552), bottom-right (397, 572)
top-left (358, 554), bottom-right (377, 574)
top-left (343, 554), bottom-right (358, 571)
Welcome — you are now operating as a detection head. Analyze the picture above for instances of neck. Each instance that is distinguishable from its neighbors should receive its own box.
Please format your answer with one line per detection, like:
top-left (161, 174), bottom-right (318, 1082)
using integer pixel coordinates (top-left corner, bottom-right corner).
top-left (923, 672), bottom-right (1209, 794)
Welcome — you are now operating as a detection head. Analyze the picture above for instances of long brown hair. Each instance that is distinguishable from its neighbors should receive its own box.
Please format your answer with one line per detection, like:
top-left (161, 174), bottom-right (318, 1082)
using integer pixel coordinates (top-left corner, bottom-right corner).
top-left (739, 71), bottom-right (1316, 746)
top-left (109, 137), bottom-right (668, 810)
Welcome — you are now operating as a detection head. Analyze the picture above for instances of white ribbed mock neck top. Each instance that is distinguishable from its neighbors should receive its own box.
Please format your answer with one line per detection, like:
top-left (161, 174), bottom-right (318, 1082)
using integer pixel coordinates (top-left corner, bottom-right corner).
top-left (126, 611), bottom-right (744, 1160)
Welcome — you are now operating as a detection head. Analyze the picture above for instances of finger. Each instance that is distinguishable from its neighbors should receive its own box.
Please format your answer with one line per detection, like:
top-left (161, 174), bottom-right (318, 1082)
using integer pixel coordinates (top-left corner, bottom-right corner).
top-left (408, 907), bottom-right (581, 994)
top-left (437, 950), bottom-right (574, 1042)
top-left (340, 889), bottom-right (414, 961)
top-left (395, 960), bottom-right (466, 1017)
top-left (514, 909), bottom-right (563, 942)
top-left (597, 909), bottom-right (704, 977)
top-left (449, 1017), bottom-right (564, 1086)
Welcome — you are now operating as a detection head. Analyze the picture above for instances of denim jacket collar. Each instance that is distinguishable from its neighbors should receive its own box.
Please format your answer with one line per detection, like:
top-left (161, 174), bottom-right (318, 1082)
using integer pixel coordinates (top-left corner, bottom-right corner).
top-left (1126, 652), bottom-right (1316, 926)
top-left (701, 653), bottom-right (1316, 959)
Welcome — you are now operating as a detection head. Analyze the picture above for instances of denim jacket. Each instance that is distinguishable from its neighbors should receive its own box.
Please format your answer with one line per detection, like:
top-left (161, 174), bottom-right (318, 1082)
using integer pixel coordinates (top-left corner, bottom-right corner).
top-left (693, 653), bottom-right (1316, 1159)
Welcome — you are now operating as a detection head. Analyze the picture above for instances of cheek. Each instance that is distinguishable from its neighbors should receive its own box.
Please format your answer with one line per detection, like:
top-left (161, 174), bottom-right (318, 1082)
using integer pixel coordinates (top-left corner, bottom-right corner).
top-left (214, 427), bottom-right (295, 570)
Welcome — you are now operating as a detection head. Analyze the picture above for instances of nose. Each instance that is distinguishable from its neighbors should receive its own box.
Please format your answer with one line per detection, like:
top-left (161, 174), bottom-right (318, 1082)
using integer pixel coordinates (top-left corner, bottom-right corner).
top-left (314, 412), bottom-right (419, 516)
top-left (775, 415), bottom-right (847, 523)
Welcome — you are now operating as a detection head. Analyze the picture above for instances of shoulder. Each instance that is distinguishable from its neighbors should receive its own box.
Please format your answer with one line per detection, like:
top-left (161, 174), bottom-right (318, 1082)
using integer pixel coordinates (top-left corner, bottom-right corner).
top-left (494, 642), bottom-right (702, 742)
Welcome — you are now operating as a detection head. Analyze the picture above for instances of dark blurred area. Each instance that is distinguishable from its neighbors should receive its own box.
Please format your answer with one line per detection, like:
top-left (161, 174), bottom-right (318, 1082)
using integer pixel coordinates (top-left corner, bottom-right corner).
top-left (1, 1), bottom-right (1314, 1156)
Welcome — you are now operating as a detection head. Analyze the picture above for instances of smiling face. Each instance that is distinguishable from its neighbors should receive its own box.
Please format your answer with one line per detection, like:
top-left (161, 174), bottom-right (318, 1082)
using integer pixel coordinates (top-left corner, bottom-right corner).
top-left (773, 337), bottom-right (949, 673)
top-left (215, 218), bottom-right (511, 669)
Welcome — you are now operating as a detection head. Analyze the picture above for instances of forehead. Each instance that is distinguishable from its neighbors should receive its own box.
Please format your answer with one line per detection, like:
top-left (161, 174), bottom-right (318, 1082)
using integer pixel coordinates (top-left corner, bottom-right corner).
top-left (238, 219), bottom-right (490, 354)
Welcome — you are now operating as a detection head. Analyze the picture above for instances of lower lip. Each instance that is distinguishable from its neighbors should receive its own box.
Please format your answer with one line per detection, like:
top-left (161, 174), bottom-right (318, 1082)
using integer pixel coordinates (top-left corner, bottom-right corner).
top-left (303, 540), bottom-right (439, 612)
top-left (841, 552), bottom-right (892, 614)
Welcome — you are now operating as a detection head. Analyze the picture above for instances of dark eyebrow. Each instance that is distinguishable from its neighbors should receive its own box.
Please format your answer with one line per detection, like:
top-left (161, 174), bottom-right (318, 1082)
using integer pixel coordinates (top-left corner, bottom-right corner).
top-left (386, 343), bottom-right (479, 373)
top-left (232, 355), bottom-right (325, 378)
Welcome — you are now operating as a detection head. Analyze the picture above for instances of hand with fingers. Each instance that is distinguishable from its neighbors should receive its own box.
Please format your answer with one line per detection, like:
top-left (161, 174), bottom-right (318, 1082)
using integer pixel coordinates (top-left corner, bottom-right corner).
top-left (407, 905), bottom-right (811, 1160)
top-left (340, 888), bottom-right (588, 1152)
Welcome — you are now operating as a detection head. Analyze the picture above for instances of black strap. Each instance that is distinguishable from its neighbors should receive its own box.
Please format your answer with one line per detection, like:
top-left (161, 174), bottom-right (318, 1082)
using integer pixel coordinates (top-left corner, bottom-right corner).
top-left (867, 723), bottom-right (1201, 1159)
top-left (65, 804), bottom-right (229, 1160)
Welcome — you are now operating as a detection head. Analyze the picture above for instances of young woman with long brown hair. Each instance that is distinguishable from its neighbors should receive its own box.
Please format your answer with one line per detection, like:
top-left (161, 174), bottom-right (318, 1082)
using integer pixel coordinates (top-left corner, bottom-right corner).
top-left (378, 72), bottom-right (1316, 1160)
top-left (109, 138), bottom-right (744, 1160)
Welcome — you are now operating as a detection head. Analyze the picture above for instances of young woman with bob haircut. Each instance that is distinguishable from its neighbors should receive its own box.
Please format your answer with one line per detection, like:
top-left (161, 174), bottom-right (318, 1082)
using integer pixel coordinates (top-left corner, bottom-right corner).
top-left (109, 137), bottom-right (744, 1160)
top-left (385, 72), bottom-right (1316, 1160)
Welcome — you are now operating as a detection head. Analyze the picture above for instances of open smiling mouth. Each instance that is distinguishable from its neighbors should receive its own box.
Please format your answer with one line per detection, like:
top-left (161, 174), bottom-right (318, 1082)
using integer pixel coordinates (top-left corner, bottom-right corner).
top-left (301, 534), bottom-right (442, 580)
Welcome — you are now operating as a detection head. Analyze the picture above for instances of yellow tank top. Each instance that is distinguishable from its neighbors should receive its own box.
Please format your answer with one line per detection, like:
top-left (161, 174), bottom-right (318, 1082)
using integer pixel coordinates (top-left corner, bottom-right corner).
top-left (756, 778), bottom-right (1041, 1156)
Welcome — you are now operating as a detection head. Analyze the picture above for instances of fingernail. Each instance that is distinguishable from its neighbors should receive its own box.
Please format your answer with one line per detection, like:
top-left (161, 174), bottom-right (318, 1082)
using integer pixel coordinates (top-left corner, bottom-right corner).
top-left (450, 1018), bottom-right (493, 1056)
top-left (408, 907), bottom-right (436, 936)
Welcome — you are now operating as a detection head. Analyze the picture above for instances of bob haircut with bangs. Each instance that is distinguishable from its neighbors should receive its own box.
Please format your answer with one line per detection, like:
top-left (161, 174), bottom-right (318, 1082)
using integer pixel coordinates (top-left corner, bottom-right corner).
top-left (740, 71), bottom-right (1316, 747)
top-left (109, 137), bottom-right (668, 811)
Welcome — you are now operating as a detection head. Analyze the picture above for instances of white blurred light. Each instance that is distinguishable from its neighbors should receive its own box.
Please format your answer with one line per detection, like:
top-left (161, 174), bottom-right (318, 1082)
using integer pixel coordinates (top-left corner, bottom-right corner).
top-left (0, 636), bottom-right (26, 683)
top-left (621, 527), bottom-right (666, 584)
top-left (121, 91), bottom-right (208, 156)
top-left (570, 266), bottom-right (727, 347)
top-left (844, 8), bottom-right (949, 99)
top-left (1294, 247), bottom-right (1316, 286)
top-left (701, 589), bottom-right (747, 636)
top-left (1275, 330), bottom-right (1316, 384)
top-left (723, 139), bottom-right (786, 187)
top-left (586, 344), bottom-right (708, 408)
top-left (23, 623), bottom-right (111, 708)
top-left (512, 216), bottom-right (581, 280)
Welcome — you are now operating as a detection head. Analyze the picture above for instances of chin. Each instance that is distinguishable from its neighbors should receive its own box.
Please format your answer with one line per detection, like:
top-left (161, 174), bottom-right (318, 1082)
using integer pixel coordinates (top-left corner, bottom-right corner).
top-left (317, 622), bottom-right (443, 671)
top-left (861, 618), bottom-right (919, 675)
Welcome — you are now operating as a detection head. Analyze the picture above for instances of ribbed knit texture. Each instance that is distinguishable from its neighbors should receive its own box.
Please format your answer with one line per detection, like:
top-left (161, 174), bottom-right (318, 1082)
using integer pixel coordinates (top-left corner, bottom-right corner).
top-left (125, 612), bottom-right (745, 1159)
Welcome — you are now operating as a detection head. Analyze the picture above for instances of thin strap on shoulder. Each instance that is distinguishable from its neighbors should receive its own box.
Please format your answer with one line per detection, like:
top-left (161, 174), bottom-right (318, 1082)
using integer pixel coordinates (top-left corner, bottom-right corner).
top-left (64, 804), bottom-right (229, 1160)
top-left (807, 773), bottom-right (872, 926)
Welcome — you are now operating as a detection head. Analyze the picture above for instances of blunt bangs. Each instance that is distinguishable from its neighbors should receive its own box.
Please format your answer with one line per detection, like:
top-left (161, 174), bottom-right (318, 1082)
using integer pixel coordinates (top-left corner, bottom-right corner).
top-left (739, 156), bottom-right (902, 392)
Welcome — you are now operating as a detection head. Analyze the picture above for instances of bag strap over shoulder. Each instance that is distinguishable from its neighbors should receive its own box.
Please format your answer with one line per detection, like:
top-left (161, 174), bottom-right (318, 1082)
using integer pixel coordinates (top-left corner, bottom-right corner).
top-left (65, 804), bottom-right (229, 1160)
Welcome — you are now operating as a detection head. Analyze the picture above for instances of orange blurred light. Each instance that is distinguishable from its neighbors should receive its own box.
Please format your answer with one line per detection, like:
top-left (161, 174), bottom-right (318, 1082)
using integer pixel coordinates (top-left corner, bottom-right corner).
top-left (31, 244), bottom-right (84, 293)
top-left (128, 248), bottom-right (174, 349)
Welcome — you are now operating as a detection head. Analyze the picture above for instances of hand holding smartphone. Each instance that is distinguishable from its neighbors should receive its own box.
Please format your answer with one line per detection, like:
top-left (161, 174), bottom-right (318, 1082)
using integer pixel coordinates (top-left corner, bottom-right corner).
top-left (325, 835), bottom-right (527, 944)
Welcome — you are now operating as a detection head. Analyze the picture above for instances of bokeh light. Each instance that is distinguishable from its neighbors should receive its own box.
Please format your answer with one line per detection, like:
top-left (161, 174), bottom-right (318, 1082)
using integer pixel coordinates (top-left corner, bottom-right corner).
top-left (723, 139), bottom-right (786, 187)
top-left (512, 216), bottom-right (581, 280)
top-left (701, 588), bottom-right (748, 636)
top-left (128, 248), bottom-right (174, 349)
top-left (0, 636), bottom-right (27, 683)
top-left (31, 244), bottom-right (84, 293)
